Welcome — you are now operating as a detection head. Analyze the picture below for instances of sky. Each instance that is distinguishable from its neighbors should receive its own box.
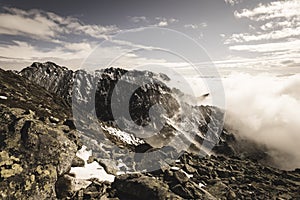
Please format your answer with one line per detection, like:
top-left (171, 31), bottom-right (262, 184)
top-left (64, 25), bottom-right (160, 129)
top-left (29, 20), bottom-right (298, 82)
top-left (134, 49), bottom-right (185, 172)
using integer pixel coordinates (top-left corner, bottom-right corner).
top-left (0, 0), bottom-right (300, 76)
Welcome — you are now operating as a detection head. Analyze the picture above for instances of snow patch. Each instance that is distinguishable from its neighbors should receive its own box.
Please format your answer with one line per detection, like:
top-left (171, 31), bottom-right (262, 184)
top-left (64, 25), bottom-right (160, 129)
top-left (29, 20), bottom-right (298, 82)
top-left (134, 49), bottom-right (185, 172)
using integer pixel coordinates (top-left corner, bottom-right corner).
top-left (70, 146), bottom-right (115, 182)
top-left (102, 125), bottom-right (144, 146)
top-left (180, 169), bottom-right (193, 179)
top-left (170, 166), bottom-right (180, 171)
top-left (198, 183), bottom-right (205, 188)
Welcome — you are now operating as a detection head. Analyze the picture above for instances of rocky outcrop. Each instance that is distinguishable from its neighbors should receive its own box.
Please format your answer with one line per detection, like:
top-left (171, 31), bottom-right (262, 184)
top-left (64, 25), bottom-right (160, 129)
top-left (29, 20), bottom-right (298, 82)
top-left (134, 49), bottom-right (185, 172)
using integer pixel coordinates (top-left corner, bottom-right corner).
top-left (20, 62), bottom-right (74, 104)
top-left (112, 174), bottom-right (182, 200)
top-left (0, 69), bottom-right (79, 199)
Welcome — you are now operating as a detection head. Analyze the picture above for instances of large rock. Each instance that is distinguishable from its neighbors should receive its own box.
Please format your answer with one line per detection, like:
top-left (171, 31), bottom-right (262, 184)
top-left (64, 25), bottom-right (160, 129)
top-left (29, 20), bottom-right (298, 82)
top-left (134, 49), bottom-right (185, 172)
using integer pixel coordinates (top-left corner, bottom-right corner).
top-left (112, 174), bottom-right (181, 200)
top-left (0, 106), bottom-right (78, 199)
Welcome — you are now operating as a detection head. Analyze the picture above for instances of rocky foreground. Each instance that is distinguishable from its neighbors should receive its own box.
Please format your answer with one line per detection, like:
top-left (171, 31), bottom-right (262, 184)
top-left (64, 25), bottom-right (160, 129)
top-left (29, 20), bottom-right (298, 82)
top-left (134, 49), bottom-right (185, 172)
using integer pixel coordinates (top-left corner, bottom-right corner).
top-left (0, 62), bottom-right (300, 199)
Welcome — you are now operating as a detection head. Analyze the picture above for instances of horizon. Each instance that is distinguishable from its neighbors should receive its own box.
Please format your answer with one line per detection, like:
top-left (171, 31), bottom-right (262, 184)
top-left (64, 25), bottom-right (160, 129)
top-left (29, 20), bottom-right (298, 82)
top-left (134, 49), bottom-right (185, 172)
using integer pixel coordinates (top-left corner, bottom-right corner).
top-left (0, 0), bottom-right (299, 77)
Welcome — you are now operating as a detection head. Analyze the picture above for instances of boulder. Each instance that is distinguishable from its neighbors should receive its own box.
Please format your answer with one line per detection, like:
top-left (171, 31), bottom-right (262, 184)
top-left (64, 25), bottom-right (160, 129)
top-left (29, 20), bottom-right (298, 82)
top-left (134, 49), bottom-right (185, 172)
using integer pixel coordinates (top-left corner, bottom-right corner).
top-left (112, 174), bottom-right (181, 200)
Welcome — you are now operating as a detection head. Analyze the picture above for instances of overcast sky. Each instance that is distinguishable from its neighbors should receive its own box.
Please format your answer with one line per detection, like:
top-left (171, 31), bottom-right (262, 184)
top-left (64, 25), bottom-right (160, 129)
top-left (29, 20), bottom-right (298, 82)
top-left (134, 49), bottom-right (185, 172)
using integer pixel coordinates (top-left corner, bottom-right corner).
top-left (0, 0), bottom-right (299, 75)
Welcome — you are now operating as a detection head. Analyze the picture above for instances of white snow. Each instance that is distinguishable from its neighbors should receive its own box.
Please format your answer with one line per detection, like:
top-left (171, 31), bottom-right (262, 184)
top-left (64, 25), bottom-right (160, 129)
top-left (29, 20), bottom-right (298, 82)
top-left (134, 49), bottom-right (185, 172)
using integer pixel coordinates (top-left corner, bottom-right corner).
top-left (198, 183), bottom-right (205, 188)
top-left (70, 146), bottom-right (115, 182)
top-left (170, 166), bottom-right (180, 171)
top-left (0, 95), bottom-right (7, 100)
top-left (180, 169), bottom-right (193, 179)
top-left (102, 126), bottom-right (144, 146)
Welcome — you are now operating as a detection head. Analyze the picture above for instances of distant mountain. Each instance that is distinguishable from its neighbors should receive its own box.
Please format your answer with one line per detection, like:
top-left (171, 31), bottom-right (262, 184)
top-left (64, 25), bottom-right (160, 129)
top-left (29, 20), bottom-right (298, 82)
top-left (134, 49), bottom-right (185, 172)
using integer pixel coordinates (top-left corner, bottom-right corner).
top-left (20, 62), bottom-right (235, 158)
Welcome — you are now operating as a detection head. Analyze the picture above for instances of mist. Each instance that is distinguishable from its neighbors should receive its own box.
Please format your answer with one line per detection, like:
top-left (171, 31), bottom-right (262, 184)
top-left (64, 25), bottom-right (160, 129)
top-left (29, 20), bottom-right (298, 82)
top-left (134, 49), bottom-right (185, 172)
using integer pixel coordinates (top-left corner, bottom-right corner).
top-left (223, 73), bottom-right (300, 170)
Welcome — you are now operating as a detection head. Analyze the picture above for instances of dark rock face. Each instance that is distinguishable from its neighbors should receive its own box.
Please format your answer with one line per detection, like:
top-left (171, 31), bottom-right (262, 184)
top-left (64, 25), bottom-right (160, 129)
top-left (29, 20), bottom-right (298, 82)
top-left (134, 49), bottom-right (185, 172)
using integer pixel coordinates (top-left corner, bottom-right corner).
top-left (94, 67), bottom-right (180, 125)
top-left (21, 63), bottom-right (179, 125)
top-left (0, 69), bottom-right (79, 199)
top-left (20, 62), bottom-right (74, 105)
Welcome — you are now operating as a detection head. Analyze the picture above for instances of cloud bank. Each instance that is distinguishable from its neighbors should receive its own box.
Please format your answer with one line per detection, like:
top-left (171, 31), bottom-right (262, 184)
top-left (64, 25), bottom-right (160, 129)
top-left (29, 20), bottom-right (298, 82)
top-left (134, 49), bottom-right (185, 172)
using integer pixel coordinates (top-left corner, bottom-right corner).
top-left (223, 73), bottom-right (300, 170)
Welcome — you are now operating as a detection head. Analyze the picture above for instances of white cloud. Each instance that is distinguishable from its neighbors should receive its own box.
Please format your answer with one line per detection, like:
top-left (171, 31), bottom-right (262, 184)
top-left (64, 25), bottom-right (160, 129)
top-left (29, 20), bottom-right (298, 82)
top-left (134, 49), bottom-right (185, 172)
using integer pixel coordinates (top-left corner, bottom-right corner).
top-left (224, 0), bottom-right (241, 6)
top-left (229, 39), bottom-right (300, 53)
top-left (64, 42), bottom-right (93, 52)
top-left (235, 0), bottom-right (300, 20)
top-left (129, 16), bottom-right (149, 23)
top-left (157, 21), bottom-right (168, 27)
top-left (0, 40), bottom-right (93, 60)
top-left (224, 73), bottom-right (300, 170)
top-left (169, 18), bottom-right (179, 23)
top-left (0, 7), bottom-right (122, 69)
top-left (223, 0), bottom-right (300, 72)
top-left (0, 9), bottom-right (60, 40)
top-left (249, 25), bottom-right (255, 30)
top-left (0, 7), bottom-right (119, 40)
top-left (227, 0), bottom-right (300, 44)
top-left (226, 26), bottom-right (300, 44)
top-left (154, 17), bottom-right (178, 27)
top-left (129, 16), bottom-right (178, 27)
top-left (184, 23), bottom-right (207, 29)
top-left (0, 38), bottom-right (97, 70)
top-left (184, 24), bottom-right (198, 29)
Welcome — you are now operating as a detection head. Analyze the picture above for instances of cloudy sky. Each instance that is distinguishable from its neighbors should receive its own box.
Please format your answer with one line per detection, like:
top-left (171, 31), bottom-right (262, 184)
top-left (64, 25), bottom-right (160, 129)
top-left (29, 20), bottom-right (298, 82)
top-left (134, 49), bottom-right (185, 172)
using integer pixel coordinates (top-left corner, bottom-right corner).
top-left (0, 0), bottom-right (299, 75)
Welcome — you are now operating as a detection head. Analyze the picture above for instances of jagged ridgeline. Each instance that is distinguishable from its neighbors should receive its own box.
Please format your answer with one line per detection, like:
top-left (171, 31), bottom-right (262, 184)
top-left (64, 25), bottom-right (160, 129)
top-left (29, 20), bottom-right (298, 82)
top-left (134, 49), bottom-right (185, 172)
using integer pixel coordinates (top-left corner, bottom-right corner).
top-left (20, 62), bottom-right (231, 157)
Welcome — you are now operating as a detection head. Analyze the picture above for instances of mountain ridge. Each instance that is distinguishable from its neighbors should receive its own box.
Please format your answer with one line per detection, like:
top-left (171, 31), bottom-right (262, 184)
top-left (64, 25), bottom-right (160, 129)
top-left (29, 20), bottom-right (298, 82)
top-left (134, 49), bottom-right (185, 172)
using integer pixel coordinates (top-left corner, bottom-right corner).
top-left (1, 62), bottom-right (299, 199)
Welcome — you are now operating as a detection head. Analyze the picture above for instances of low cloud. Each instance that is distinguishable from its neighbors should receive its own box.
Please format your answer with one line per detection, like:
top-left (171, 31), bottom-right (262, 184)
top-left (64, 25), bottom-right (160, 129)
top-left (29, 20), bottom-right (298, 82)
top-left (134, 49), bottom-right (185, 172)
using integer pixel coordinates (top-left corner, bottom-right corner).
top-left (223, 73), bottom-right (300, 170)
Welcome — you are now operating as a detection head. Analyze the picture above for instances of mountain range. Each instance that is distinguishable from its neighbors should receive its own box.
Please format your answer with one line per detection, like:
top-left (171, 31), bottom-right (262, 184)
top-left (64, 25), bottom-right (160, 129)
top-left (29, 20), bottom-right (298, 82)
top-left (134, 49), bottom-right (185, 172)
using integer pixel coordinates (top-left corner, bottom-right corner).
top-left (0, 62), bottom-right (299, 199)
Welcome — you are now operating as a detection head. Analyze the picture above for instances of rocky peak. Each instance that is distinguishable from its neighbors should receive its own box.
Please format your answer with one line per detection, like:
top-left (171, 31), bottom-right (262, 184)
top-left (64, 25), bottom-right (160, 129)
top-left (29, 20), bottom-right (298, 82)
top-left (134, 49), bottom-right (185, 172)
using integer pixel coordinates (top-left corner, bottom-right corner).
top-left (20, 62), bottom-right (75, 104)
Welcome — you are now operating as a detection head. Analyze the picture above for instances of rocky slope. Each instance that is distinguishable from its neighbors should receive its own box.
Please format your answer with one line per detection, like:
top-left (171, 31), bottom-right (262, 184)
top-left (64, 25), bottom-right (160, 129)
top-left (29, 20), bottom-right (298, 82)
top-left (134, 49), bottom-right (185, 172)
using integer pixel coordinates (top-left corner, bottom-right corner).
top-left (1, 62), bottom-right (299, 199)
top-left (73, 153), bottom-right (300, 199)
top-left (0, 69), bottom-right (81, 199)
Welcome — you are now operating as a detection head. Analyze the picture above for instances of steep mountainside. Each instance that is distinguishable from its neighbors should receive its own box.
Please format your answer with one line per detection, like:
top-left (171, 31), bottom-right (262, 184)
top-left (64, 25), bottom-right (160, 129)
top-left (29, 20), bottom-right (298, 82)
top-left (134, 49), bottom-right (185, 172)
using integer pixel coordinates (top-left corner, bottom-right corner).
top-left (21, 62), bottom-right (236, 170)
